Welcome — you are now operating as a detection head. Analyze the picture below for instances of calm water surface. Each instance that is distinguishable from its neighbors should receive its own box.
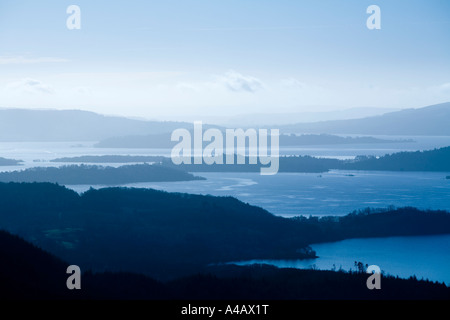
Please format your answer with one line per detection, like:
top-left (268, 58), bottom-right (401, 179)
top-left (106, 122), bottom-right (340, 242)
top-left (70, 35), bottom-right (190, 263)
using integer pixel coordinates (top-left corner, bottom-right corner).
top-left (231, 234), bottom-right (450, 285)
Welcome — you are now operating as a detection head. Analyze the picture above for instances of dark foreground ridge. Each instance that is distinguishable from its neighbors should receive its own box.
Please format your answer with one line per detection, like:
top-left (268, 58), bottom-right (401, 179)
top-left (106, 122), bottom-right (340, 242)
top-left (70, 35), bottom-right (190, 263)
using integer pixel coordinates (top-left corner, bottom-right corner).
top-left (0, 182), bottom-right (450, 282)
top-left (0, 230), bottom-right (449, 300)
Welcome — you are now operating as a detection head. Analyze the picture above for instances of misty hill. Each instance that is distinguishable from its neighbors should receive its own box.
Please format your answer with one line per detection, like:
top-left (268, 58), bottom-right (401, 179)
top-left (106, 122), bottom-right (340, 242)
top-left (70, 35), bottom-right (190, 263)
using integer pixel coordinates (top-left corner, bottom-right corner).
top-left (280, 134), bottom-right (413, 146)
top-left (279, 102), bottom-right (450, 136)
top-left (0, 109), bottom-right (192, 141)
top-left (0, 157), bottom-right (22, 166)
top-left (1, 229), bottom-right (449, 300)
top-left (95, 132), bottom-right (174, 148)
top-left (1, 183), bottom-right (450, 280)
top-left (95, 132), bottom-right (410, 149)
top-left (207, 106), bottom-right (400, 127)
top-left (2, 103), bottom-right (448, 142)
top-left (0, 164), bottom-right (204, 185)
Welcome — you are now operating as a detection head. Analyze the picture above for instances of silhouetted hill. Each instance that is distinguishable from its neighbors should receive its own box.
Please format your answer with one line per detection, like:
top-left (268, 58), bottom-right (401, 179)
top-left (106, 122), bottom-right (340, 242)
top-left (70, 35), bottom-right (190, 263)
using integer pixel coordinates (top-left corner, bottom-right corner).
top-left (0, 183), bottom-right (450, 281)
top-left (0, 109), bottom-right (191, 141)
top-left (280, 134), bottom-right (413, 146)
top-left (1, 230), bottom-right (449, 300)
top-left (0, 164), bottom-right (204, 185)
top-left (280, 102), bottom-right (450, 135)
top-left (0, 230), bottom-right (72, 299)
top-left (169, 264), bottom-right (450, 300)
top-left (0, 229), bottom-right (170, 300)
top-left (0, 183), bottom-right (314, 279)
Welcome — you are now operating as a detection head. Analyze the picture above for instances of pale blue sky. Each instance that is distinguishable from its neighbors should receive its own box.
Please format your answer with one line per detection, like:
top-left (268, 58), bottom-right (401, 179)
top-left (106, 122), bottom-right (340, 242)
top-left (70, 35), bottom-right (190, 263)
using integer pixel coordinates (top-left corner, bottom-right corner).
top-left (0, 0), bottom-right (449, 120)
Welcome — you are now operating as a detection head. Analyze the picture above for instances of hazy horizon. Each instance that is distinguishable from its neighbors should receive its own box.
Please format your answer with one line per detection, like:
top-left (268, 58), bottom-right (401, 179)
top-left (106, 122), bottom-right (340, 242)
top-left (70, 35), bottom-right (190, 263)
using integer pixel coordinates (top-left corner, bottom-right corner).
top-left (0, 104), bottom-right (404, 124)
top-left (0, 102), bottom-right (447, 127)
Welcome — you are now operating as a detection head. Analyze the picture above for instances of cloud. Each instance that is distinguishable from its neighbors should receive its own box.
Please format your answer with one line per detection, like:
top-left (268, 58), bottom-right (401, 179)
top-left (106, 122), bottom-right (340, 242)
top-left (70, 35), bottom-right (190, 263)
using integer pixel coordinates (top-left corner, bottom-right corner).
top-left (438, 83), bottom-right (450, 93)
top-left (174, 82), bottom-right (205, 92)
top-left (279, 78), bottom-right (307, 89)
top-left (216, 70), bottom-right (264, 93)
top-left (426, 82), bottom-right (450, 98)
top-left (6, 78), bottom-right (55, 94)
top-left (0, 56), bottom-right (69, 65)
top-left (74, 86), bottom-right (93, 95)
top-left (171, 71), bottom-right (265, 94)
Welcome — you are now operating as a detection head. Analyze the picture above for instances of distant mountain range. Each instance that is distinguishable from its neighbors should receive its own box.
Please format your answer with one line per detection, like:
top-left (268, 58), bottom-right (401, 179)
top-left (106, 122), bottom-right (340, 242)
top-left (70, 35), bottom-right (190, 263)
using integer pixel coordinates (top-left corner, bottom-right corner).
top-left (0, 109), bottom-right (191, 141)
top-left (279, 102), bottom-right (450, 136)
top-left (193, 107), bottom-right (400, 127)
top-left (0, 102), bottom-right (448, 142)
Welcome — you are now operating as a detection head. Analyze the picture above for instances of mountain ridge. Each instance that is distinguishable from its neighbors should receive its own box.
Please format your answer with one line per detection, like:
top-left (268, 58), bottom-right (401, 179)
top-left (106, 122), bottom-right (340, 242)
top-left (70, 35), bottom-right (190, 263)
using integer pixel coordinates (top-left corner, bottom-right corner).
top-left (279, 102), bottom-right (450, 135)
top-left (0, 102), bottom-right (448, 142)
top-left (0, 108), bottom-right (191, 141)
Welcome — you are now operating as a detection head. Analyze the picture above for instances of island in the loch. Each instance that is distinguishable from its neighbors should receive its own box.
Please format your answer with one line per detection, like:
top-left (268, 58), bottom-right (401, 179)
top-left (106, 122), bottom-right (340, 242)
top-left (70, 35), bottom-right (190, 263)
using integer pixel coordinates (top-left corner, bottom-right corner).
top-left (0, 164), bottom-right (204, 185)
top-left (51, 145), bottom-right (450, 174)
top-left (51, 155), bottom-right (167, 164)
top-left (94, 132), bottom-right (414, 149)
top-left (341, 146), bottom-right (450, 172)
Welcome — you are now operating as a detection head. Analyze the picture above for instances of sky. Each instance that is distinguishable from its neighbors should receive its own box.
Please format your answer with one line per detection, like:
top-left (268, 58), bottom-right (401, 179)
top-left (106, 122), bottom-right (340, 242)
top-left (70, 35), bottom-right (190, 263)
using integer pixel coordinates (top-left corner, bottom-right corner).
top-left (0, 0), bottom-right (449, 121)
